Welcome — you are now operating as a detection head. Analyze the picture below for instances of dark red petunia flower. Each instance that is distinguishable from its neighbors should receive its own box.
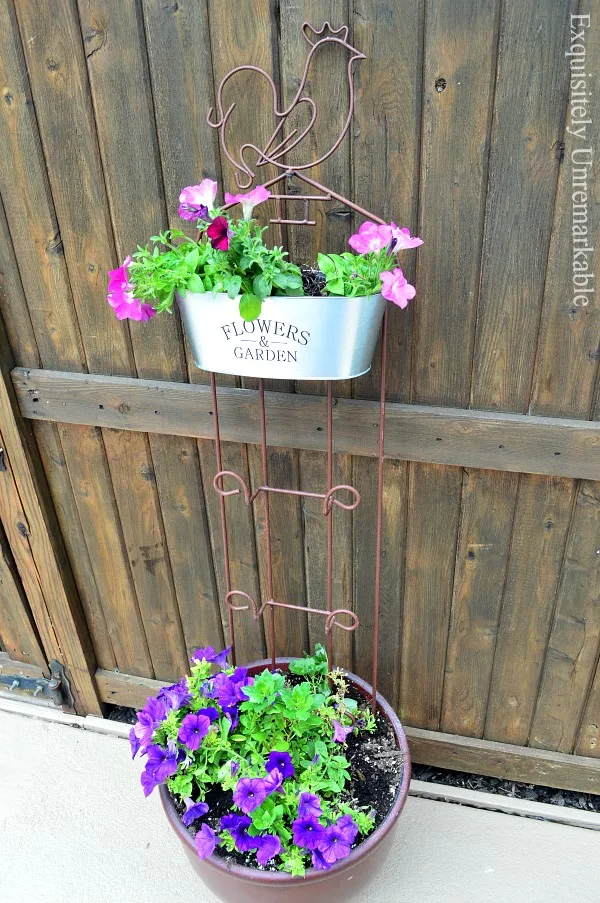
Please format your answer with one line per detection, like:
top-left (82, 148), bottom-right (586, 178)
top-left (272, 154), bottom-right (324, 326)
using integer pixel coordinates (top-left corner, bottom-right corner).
top-left (206, 216), bottom-right (231, 251)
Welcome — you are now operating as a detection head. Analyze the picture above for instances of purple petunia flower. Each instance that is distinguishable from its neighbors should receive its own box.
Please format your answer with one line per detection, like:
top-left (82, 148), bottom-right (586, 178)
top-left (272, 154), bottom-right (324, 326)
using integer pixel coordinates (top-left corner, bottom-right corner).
top-left (182, 799), bottom-right (209, 827)
top-left (265, 750), bottom-right (294, 779)
top-left (221, 814), bottom-right (258, 852)
top-left (195, 824), bottom-right (218, 859)
top-left (145, 740), bottom-right (180, 783)
top-left (233, 777), bottom-right (267, 814)
top-left (292, 816), bottom-right (326, 851)
top-left (311, 848), bottom-right (331, 870)
top-left (332, 720), bottom-right (353, 743)
top-left (197, 706), bottom-right (220, 723)
top-left (133, 697), bottom-right (166, 749)
top-left (144, 696), bottom-right (167, 723)
top-left (129, 726), bottom-right (141, 759)
top-left (140, 766), bottom-right (159, 797)
top-left (318, 824), bottom-right (352, 864)
top-left (157, 678), bottom-right (191, 712)
top-left (178, 713), bottom-right (211, 751)
top-left (336, 814), bottom-right (358, 844)
top-left (191, 645), bottom-right (232, 669)
top-left (256, 833), bottom-right (282, 866)
top-left (298, 792), bottom-right (321, 819)
top-left (230, 761), bottom-right (240, 778)
top-left (206, 216), bottom-right (232, 251)
top-left (263, 768), bottom-right (284, 796)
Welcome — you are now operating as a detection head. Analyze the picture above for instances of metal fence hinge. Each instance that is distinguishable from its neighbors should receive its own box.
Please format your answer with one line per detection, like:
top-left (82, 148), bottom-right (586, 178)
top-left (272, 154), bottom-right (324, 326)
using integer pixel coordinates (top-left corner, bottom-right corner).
top-left (0, 660), bottom-right (75, 712)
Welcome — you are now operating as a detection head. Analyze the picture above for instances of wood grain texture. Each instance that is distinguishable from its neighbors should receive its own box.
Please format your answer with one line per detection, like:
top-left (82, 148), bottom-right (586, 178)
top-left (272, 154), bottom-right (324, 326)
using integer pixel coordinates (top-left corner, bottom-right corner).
top-left (15, 0), bottom-right (188, 681)
top-left (141, 0), bottom-right (222, 226)
top-left (352, 0), bottom-right (423, 403)
top-left (471, 0), bottom-right (573, 414)
top-left (400, 462), bottom-right (462, 728)
top-left (484, 475), bottom-right (574, 745)
top-left (412, 0), bottom-right (498, 408)
top-left (407, 725), bottom-right (600, 793)
top-left (441, 468), bottom-right (518, 737)
top-left (13, 368), bottom-right (600, 478)
top-left (527, 0), bottom-right (600, 757)
top-left (279, 0), bottom-right (351, 267)
top-left (401, 0), bottom-right (502, 730)
top-left (79, 0), bottom-right (223, 660)
top-left (0, 332), bottom-right (102, 713)
top-left (529, 481), bottom-right (600, 752)
top-left (530, 0), bottom-right (600, 420)
top-left (0, 519), bottom-right (46, 669)
top-left (0, 1), bottom-right (119, 671)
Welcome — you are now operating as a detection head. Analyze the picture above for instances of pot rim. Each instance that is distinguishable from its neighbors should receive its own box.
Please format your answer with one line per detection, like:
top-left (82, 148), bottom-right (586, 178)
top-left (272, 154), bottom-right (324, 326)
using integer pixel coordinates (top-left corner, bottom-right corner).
top-left (160, 659), bottom-right (411, 885)
top-left (176, 290), bottom-right (384, 303)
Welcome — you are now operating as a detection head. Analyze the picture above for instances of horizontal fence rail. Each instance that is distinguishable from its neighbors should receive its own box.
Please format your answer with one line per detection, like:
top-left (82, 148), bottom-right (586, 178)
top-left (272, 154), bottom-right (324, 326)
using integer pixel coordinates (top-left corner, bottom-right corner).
top-left (13, 368), bottom-right (600, 480)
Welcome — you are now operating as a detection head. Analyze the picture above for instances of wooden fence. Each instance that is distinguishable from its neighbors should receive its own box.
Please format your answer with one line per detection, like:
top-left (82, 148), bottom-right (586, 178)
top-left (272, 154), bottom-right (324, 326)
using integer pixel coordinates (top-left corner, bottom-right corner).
top-left (0, 0), bottom-right (599, 792)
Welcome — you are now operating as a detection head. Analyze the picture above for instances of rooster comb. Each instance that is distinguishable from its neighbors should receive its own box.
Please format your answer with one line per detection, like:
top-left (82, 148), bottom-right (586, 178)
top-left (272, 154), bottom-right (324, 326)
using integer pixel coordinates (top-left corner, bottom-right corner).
top-left (302, 21), bottom-right (350, 45)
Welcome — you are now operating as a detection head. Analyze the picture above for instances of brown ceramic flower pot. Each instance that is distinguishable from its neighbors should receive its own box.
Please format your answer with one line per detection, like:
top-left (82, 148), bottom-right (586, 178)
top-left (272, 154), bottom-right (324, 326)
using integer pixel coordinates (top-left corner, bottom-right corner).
top-left (160, 658), bottom-right (411, 903)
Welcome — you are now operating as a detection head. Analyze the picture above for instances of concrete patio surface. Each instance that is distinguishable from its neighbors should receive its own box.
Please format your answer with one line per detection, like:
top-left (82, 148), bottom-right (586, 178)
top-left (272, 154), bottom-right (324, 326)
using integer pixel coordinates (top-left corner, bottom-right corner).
top-left (1, 707), bottom-right (599, 903)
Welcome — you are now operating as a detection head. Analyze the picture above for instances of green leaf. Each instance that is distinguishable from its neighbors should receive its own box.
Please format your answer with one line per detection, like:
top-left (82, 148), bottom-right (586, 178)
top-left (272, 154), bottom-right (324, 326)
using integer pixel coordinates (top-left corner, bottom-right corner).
top-left (252, 273), bottom-right (272, 300)
top-left (326, 277), bottom-right (345, 295)
top-left (224, 275), bottom-right (242, 299)
top-left (186, 273), bottom-right (204, 293)
top-left (185, 247), bottom-right (200, 269)
top-left (239, 293), bottom-right (262, 321)
top-left (317, 253), bottom-right (335, 275)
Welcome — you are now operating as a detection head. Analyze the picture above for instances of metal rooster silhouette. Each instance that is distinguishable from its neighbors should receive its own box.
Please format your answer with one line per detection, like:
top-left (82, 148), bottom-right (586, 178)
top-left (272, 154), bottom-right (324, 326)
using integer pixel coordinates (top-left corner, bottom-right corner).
top-left (207, 22), bottom-right (385, 227)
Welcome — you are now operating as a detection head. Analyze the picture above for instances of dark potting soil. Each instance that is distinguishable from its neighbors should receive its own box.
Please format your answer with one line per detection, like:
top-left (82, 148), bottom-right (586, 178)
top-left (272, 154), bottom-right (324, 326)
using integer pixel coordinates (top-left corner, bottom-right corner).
top-left (108, 701), bottom-right (599, 814)
top-left (300, 264), bottom-right (326, 296)
top-left (165, 680), bottom-right (404, 872)
top-left (411, 764), bottom-right (600, 812)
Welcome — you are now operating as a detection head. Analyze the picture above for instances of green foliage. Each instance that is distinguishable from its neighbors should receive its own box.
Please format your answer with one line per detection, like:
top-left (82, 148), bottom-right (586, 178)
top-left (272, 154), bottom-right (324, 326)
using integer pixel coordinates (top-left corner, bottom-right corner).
top-left (317, 250), bottom-right (396, 297)
top-left (151, 649), bottom-right (380, 875)
top-left (128, 218), bottom-right (303, 322)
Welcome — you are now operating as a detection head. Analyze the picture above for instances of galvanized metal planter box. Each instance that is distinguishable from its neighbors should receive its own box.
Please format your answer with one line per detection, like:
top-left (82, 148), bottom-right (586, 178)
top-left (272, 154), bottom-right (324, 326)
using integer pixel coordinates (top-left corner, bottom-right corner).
top-left (177, 290), bottom-right (386, 380)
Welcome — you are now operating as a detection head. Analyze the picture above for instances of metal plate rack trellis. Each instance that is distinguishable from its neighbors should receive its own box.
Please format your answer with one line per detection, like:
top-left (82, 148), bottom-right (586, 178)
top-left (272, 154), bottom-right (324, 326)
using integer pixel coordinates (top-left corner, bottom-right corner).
top-left (205, 22), bottom-right (394, 713)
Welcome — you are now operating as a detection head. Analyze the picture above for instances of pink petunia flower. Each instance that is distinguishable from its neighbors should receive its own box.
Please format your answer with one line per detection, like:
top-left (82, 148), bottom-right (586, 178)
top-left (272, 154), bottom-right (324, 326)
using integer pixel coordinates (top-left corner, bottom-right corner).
top-left (178, 180), bottom-right (218, 220)
top-left (389, 223), bottom-right (423, 251)
top-left (380, 267), bottom-right (417, 309)
top-left (348, 221), bottom-right (392, 254)
top-left (225, 185), bottom-right (271, 220)
top-left (107, 256), bottom-right (157, 321)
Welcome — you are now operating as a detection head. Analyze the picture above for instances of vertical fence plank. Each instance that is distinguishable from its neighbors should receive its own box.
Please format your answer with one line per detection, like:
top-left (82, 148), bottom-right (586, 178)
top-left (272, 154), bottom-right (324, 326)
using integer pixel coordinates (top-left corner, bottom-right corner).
top-left (0, 520), bottom-right (47, 670)
top-left (0, 324), bottom-right (102, 713)
top-left (441, 468), bottom-right (518, 736)
top-left (351, 0), bottom-right (423, 699)
top-left (0, 196), bottom-right (116, 671)
top-left (0, 1), bottom-right (146, 675)
top-left (473, 0), bottom-right (578, 747)
top-left (484, 475), bottom-right (574, 744)
top-left (279, 0), bottom-right (351, 267)
top-left (400, 0), bottom-right (500, 728)
top-left (528, 0), bottom-right (600, 754)
top-left (141, 0), bottom-right (264, 662)
top-left (530, 481), bottom-right (600, 751)
top-left (79, 0), bottom-right (223, 660)
top-left (15, 0), bottom-right (188, 680)
top-left (471, 0), bottom-right (574, 415)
